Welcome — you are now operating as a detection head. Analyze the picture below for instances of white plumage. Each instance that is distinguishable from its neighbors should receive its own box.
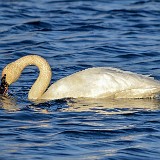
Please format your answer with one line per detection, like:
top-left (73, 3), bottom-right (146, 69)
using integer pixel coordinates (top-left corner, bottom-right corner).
top-left (42, 67), bottom-right (160, 100)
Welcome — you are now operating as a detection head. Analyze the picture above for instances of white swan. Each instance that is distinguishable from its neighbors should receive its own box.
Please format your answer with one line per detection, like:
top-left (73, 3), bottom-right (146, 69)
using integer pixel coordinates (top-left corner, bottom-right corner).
top-left (2, 55), bottom-right (160, 100)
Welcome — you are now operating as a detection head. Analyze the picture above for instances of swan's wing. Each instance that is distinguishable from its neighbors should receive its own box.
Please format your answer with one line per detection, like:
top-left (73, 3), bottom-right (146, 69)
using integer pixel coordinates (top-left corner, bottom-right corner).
top-left (43, 67), bottom-right (160, 99)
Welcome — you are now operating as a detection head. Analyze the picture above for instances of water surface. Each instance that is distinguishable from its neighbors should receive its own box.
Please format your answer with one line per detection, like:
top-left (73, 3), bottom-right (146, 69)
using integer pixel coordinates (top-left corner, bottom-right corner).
top-left (0, 0), bottom-right (160, 159)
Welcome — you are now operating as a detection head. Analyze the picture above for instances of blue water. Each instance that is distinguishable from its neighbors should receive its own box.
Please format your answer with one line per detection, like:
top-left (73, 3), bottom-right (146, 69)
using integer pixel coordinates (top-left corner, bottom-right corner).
top-left (0, 0), bottom-right (160, 159)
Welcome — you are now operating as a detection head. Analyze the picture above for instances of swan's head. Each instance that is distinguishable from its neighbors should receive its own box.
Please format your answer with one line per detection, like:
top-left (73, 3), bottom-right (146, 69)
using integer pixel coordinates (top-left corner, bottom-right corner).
top-left (2, 62), bottom-right (21, 85)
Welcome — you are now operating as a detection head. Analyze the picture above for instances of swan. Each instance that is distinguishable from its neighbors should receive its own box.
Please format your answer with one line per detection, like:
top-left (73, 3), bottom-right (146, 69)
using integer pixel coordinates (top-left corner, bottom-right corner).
top-left (1, 55), bottom-right (160, 101)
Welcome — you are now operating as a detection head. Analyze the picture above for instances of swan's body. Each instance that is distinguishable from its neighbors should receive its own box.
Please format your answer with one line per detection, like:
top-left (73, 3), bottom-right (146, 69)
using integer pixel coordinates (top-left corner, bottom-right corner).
top-left (2, 55), bottom-right (160, 100)
top-left (42, 67), bottom-right (160, 99)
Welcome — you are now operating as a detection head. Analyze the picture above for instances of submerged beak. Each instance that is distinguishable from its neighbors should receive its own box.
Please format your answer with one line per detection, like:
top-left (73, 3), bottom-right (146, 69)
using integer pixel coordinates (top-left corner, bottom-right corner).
top-left (0, 74), bottom-right (9, 96)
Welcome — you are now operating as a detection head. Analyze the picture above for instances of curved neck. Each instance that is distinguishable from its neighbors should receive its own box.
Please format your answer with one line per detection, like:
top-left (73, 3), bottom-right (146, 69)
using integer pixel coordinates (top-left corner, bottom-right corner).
top-left (16, 55), bottom-right (52, 100)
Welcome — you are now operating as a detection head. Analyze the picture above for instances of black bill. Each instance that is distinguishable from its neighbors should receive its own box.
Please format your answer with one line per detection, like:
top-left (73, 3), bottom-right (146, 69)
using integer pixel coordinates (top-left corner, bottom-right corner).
top-left (0, 74), bottom-right (9, 95)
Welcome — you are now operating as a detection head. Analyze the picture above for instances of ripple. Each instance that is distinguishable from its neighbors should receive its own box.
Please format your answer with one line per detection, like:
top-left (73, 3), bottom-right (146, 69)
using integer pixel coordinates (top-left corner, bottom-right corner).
top-left (116, 53), bottom-right (142, 59)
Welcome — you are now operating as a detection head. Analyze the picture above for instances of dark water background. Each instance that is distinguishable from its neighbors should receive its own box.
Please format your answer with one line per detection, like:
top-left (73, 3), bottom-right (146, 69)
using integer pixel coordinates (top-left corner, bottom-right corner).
top-left (0, 0), bottom-right (160, 159)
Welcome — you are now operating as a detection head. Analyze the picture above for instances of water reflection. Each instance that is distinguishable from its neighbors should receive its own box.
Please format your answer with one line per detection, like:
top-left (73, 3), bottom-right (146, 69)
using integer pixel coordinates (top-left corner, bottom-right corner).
top-left (0, 95), bottom-right (19, 111)
top-left (0, 95), bottom-right (51, 113)
top-left (65, 98), bottom-right (160, 114)
top-left (1, 95), bottom-right (160, 114)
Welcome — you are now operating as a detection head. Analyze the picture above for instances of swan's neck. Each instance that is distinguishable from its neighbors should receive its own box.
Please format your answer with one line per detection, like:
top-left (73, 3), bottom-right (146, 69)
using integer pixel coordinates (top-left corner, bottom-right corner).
top-left (16, 55), bottom-right (52, 100)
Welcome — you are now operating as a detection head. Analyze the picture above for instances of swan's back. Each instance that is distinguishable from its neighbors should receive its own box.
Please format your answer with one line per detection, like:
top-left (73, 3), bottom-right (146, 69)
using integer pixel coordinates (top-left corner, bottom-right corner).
top-left (42, 67), bottom-right (160, 100)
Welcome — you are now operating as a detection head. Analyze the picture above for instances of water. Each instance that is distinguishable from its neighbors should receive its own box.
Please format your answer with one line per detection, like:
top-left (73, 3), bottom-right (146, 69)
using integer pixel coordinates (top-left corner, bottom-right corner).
top-left (0, 0), bottom-right (160, 159)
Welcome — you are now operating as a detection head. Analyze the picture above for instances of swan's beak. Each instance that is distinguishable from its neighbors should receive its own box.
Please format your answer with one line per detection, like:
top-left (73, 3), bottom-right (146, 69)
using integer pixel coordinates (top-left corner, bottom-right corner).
top-left (0, 74), bottom-right (9, 96)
